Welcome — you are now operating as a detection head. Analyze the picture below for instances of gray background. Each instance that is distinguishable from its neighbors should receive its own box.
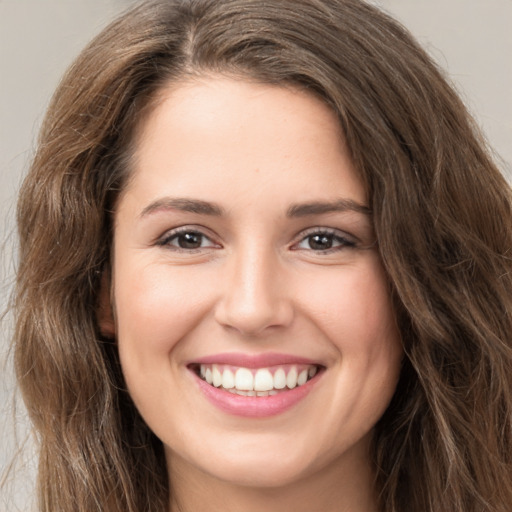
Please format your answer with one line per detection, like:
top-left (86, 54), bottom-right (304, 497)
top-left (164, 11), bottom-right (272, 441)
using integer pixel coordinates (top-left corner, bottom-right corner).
top-left (1, 1), bottom-right (511, 509)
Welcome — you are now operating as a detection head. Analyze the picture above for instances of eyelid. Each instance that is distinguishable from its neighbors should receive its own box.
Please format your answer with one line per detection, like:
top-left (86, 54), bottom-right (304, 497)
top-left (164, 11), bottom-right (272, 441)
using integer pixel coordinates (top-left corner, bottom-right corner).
top-left (290, 227), bottom-right (359, 251)
top-left (155, 225), bottom-right (221, 249)
top-left (294, 226), bottom-right (358, 242)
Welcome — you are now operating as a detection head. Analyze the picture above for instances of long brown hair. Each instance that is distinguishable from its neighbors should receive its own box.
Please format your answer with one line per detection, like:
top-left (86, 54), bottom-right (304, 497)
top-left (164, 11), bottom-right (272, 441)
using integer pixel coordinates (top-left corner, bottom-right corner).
top-left (14, 0), bottom-right (512, 511)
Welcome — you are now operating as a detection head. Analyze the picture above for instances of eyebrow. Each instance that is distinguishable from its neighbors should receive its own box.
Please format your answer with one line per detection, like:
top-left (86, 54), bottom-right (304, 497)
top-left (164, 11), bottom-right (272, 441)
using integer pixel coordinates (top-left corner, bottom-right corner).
top-left (139, 197), bottom-right (224, 218)
top-left (139, 197), bottom-right (371, 219)
top-left (286, 199), bottom-right (371, 217)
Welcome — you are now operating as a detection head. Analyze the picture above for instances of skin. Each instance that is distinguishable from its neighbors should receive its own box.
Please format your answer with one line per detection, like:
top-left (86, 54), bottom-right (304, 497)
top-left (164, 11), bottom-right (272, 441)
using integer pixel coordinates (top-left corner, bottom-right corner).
top-left (101, 76), bottom-right (403, 512)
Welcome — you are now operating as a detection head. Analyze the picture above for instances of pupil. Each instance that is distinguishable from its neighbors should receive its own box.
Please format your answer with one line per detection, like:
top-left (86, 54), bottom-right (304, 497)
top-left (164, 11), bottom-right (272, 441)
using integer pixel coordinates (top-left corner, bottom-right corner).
top-left (309, 234), bottom-right (333, 250)
top-left (178, 232), bottom-right (202, 249)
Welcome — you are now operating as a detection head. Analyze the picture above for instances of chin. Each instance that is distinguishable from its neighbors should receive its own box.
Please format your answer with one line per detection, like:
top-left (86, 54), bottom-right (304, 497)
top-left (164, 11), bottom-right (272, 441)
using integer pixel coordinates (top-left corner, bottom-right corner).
top-left (208, 458), bottom-right (313, 489)
top-left (167, 440), bottom-right (322, 489)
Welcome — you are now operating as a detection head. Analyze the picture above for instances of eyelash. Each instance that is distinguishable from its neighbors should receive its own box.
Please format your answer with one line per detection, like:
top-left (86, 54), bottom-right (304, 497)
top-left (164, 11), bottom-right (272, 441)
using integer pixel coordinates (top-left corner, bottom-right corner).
top-left (291, 228), bottom-right (357, 253)
top-left (156, 226), bottom-right (357, 253)
top-left (156, 227), bottom-right (219, 252)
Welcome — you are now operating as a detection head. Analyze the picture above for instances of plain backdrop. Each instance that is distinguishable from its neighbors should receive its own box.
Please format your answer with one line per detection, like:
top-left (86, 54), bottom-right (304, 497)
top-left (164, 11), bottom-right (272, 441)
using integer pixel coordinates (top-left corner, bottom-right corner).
top-left (1, 1), bottom-right (511, 509)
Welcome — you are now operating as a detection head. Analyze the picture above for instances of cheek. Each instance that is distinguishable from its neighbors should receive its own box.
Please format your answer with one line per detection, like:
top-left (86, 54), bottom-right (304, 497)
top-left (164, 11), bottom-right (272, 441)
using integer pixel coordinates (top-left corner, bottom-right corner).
top-left (309, 262), bottom-right (402, 419)
top-left (297, 257), bottom-right (402, 412)
top-left (113, 260), bottom-right (214, 366)
top-left (113, 260), bottom-right (218, 425)
top-left (298, 258), bottom-right (399, 354)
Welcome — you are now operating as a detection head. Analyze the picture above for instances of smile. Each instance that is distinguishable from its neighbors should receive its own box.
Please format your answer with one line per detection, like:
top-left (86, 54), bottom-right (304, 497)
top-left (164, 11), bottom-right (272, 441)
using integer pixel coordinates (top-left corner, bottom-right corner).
top-left (188, 353), bottom-right (324, 417)
top-left (195, 364), bottom-right (319, 396)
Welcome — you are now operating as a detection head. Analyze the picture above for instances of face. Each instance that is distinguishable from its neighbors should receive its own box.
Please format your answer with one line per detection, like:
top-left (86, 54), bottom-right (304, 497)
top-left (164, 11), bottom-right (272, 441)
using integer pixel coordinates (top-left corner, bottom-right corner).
top-left (104, 76), bottom-right (402, 490)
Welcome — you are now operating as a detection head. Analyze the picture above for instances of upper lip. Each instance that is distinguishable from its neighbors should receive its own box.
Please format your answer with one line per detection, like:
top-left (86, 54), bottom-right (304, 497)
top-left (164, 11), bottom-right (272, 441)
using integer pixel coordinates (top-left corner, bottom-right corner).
top-left (188, 352), bottom-right (322, 369)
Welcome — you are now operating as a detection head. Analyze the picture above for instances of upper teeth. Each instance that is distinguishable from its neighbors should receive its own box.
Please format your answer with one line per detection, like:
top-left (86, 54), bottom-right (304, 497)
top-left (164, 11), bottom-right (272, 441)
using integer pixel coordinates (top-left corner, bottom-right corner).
top-left (199, 364), bottom-right (318, 393)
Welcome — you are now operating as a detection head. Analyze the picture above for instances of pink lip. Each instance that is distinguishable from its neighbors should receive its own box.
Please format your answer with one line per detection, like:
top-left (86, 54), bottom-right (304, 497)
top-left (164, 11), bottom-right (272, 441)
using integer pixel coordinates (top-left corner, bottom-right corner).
top-left (188, 352), bottom-right (323, 418)
top-left (194, 377), bottom-right (318, 417)
top-left (189, 352), bottom-right (320, 368)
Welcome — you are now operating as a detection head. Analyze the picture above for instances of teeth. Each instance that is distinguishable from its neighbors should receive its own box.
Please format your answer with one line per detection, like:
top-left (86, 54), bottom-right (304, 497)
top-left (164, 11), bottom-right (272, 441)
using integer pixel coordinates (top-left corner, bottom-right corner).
top-left (273, 368), bottom-right (287, 389)
top-left (198, 363), bottom-right (319, 394)
top-left (222, 368), bottom-right (235, 389)
top-left (286, 367), bottom-right (298, 389)
top-left (254, 369), bottom-right (273, 391)
top-left (212, 365), bottom-right (222, 387)
top-left (297, 369), bottom-right (308, 386)
top-left (235, 368), bottom-right (254, 391)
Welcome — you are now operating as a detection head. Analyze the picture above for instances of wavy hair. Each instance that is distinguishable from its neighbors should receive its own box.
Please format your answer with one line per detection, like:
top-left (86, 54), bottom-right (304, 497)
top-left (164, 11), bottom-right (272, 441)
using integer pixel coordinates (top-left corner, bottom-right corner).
top-left (14, 0), bottom-right (512, 511)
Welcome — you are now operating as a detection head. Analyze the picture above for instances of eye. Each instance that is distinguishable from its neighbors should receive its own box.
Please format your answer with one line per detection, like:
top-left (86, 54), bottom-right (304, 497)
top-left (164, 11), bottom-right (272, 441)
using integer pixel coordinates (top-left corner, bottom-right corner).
top-left (294, 229), bottom-right (356, 252)
top-left (157, 228), bottom-right (219, 250)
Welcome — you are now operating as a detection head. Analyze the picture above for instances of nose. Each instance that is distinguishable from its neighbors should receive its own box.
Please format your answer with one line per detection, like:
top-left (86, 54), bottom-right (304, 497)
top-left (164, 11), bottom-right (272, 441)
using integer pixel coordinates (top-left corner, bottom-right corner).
top-left (214, 245), bottom-right (294, 337)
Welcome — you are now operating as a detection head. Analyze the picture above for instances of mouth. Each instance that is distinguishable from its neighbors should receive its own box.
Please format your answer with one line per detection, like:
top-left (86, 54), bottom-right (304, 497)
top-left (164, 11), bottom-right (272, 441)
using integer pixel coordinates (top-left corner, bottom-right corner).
top-left (187, 353), bottom-right (325, 417)
top-left (190, 363), bottom-right (321, 396)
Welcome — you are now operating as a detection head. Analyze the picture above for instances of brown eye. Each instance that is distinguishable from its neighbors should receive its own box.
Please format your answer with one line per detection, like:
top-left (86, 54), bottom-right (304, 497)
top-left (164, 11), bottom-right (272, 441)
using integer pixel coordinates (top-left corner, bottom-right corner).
top-left (294, 230), bottom-right (356, 252)
top-left (175, 232), bottom-right (204, 249)
top-left (308, 234), bottom-right (334, 250)
top-left (158, 229), bottom-right (218, 250)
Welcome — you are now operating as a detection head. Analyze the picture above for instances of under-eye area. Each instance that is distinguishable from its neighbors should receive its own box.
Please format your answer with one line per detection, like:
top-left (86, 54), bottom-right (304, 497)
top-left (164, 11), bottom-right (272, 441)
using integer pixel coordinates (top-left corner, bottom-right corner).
top-left (189, 364), bottom-right (324, 396)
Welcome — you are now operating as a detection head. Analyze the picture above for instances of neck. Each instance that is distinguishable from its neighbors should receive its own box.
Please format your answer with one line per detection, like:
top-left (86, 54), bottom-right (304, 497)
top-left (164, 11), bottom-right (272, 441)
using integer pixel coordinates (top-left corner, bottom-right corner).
top-left (167, 441), bottom-right (380, 512)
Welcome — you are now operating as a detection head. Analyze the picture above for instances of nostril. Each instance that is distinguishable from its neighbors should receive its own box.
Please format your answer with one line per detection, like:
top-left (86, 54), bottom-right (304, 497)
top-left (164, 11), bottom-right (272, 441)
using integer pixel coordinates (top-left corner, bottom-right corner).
top-left (215, 298), bottom-right (294, 337)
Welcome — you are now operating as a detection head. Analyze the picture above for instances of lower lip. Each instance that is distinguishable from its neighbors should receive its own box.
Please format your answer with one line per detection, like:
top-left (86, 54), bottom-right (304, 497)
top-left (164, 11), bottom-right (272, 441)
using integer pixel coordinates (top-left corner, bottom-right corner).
top-left (193, 371), bottom-right (320, 418)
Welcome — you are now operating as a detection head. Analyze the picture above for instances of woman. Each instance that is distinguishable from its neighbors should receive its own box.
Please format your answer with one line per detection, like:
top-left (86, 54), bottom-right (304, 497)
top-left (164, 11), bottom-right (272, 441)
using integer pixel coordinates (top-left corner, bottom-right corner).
top-left (13, 0), bottom-right (512, 511)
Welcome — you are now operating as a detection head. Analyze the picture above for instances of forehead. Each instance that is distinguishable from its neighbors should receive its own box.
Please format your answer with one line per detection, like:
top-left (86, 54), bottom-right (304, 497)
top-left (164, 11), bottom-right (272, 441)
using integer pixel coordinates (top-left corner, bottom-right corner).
top-left (122, 76), bottom-right (365, 212)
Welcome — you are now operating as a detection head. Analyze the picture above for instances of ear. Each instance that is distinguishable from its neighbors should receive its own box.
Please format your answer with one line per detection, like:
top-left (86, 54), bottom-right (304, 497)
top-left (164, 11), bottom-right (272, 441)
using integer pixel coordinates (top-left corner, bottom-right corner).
top-left (97, 271), bottom-right (116, 338)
